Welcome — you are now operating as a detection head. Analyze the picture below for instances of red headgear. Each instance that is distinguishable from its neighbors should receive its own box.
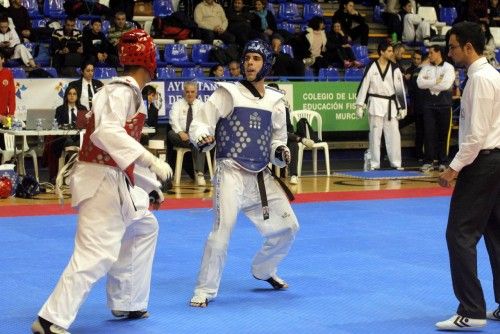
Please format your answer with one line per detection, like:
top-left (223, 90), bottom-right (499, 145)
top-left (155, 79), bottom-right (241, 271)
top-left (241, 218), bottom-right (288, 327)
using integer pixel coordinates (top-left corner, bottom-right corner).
top-left (0, 177), bottom-right (12, 199)
top-left (118, 29), bottom-right (157, 79)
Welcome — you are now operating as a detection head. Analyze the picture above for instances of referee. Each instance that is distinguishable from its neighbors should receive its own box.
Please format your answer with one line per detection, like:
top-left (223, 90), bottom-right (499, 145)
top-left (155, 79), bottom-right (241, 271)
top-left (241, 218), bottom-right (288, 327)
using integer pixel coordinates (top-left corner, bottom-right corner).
top-left (436, 22), bottom-right (500, 331)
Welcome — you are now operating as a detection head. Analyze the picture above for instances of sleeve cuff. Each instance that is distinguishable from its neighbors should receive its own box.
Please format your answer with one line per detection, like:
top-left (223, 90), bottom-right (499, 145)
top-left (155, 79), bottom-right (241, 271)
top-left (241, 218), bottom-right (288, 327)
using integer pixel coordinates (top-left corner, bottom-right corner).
top-left (449, 159), bottom-right (464, 173)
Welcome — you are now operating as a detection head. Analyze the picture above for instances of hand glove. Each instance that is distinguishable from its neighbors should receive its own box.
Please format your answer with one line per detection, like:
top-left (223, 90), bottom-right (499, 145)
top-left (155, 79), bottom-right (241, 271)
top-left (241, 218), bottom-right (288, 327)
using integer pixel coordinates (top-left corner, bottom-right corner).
top-left (355, 106), bottom-right (364, 119)
top-left (397, 109), bottom-right (407, 120)
top-left (301, 137), bottom-right (315, 148)
top-left (137, 151), bottom-right (173, 181)
top-left (275, 145), bottom-right (291, 165)
top-left (197, 134), bottom-right (215, 151)
top-left (149, 190), bottom-right (164, 210)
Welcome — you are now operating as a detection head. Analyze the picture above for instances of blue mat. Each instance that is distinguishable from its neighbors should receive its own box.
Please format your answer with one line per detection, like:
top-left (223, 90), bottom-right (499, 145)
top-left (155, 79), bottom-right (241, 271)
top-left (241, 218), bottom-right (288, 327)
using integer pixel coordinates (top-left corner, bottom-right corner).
top-left (1, 198), bottom-right (499, 334)
top-left (334, 170), bottom-right (429, 179)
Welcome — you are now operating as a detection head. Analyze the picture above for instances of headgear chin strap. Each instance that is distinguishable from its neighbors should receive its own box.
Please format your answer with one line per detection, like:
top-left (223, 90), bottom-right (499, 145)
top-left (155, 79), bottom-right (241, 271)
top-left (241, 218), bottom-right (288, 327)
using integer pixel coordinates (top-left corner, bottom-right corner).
top-left (240, 39), bottom-right (275, 82)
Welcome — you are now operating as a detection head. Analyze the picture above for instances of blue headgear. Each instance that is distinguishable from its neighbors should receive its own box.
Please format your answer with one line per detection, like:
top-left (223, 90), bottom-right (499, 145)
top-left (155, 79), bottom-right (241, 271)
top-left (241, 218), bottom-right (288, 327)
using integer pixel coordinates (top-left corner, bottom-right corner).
top-left (240, 39), bottom-right (275, 82)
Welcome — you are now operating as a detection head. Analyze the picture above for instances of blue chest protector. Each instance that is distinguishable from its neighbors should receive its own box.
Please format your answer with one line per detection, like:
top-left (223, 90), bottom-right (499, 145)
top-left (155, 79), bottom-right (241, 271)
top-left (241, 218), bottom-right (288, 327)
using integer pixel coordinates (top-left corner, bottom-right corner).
top-left (216, 106), bottom-right (272, 172)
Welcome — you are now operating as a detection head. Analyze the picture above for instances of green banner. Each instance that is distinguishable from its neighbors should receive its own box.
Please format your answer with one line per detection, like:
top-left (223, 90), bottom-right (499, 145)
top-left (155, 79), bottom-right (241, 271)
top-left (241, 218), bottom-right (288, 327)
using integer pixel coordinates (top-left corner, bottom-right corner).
top-left (290, 82), bottom-right (368, 132)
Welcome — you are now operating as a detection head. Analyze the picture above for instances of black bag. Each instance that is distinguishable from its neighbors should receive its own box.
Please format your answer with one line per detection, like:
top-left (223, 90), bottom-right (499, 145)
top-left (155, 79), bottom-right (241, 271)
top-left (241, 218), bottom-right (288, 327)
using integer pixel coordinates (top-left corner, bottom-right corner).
top-left (209, 44), bottom-right (240, 65)
top-left (15, 175), bottom-right (40, 199)
top-left (28, 68), bottom-right (55, 78)
top-left (296, 118), bottom-right (320, 143)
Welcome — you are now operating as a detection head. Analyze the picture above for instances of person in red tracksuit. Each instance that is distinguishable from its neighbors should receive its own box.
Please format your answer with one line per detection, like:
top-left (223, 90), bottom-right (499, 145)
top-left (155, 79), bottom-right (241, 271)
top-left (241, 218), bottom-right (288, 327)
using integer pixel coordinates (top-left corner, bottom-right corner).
top-left (0, 50), bottom-right (16, 149)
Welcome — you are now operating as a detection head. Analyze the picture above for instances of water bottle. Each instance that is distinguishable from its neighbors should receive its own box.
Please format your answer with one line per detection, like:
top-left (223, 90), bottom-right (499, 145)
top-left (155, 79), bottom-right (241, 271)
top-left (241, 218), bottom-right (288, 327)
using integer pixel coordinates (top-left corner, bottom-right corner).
top-left (363, 150), bottom-right (371, 171)
top-left (52, 118), bottom-right (59, 130)
top-left (36, 118), bottom-right (43, 131)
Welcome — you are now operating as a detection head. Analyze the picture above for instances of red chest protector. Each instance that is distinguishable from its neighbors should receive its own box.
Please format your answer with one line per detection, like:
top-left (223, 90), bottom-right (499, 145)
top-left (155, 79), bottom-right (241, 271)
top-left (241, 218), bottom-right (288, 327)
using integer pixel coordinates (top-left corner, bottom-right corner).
top-left (79, 112), bottom-right (145, 185)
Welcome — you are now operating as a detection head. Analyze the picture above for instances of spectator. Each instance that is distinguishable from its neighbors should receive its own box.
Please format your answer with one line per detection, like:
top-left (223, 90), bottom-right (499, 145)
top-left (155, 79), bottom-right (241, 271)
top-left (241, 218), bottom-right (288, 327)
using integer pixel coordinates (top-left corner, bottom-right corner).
top-left (464, 0), bottom-right (489, 24)
top-left (51, 16), bottom-right (84, 76)
top-left (406, 50), bottom-right (427, 160)
top-left (0, 50), bottom-right (15, 131)
top-left (382, 0), bottom-right (403, 42)
top-left (0, 16), bottom-right (37, 67)
top-left (194, 0), bottom-right (236, 45)
top-left (108, 11), bottom-right (135, 48)
top-left (228, 59), bottom-right (242, 77)
top-left (332, 0), bottom-right (369, 46)
top-left (326, 20), bottom-right (362, 68)
top-left (225, 0), bottom-right (252, 48)
top-left (489, 0), bottom-right (499, 26)
top-left (480, 22), bottom-right (499, 68)
top-left (271, 35), bottom-right (305, 77)
top-left (6, 0), bottom-right (33, 43)
top-left (168, 81), bottom-right (207, 186)
top-left (45, 86), bottom-right (88, 181)
top-left (249, 0), bottom-right (277, 42)
top-left (293, 16), bottom-right (329, 75)
top-left (400, 0), bottom-right (431, 43)
top-left (141, 84), bottom-right (159, 144)
top-left (109, 0), bottom-right (135, 21)
top-left (66, 62), bottom-right (104, 110)
top-left (417, 45), bottom-right (455, 172)
top-left (209, 63), bottom-right (225, 78)
top-left (82, 18), bottom-right (119, 68)
top-left (393, 42), bottom-right (411, 71)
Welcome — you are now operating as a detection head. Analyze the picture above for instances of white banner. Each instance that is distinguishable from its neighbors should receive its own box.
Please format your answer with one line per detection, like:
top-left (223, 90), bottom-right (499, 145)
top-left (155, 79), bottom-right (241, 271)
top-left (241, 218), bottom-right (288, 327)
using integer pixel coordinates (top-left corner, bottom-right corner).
top-left (14, 78), bottom-right (166, 119)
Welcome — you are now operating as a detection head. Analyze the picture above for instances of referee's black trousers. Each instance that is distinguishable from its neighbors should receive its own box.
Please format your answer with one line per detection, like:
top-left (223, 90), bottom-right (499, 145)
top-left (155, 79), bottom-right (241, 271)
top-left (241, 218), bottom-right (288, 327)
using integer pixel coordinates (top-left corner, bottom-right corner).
top-left (446, 151), bottom-right (500, 318)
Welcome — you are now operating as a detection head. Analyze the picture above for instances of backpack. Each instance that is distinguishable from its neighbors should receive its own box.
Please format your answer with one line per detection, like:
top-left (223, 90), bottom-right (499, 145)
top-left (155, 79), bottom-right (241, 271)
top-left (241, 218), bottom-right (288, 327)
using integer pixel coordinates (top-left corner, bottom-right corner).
top-left (296, 118), bottom-right (320, 143)
top-left (209, 44), bottom-right (240, 65)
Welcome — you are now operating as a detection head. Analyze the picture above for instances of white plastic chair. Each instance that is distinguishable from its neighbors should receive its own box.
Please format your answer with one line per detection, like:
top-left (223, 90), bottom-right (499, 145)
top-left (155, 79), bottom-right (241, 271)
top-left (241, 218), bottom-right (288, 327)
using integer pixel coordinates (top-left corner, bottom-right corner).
top-left (173, 147), bottom-right (214, 186)
top-left (0, 133), bottom-right (39, 181)
top-left (417, 6), bottom-right (445, 27)
top-left (290, 110), bottom-right (330, 177)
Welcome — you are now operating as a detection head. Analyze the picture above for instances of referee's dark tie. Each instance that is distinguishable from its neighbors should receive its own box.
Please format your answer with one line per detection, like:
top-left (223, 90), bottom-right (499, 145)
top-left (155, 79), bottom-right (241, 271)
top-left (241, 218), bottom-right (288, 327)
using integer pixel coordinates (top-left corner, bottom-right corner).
top-left (70, 107), bottom-right (76, 124)
top-left (186, 103), bottom-right (193, 132)
top-left (87, 83), bottom-right (93, 109)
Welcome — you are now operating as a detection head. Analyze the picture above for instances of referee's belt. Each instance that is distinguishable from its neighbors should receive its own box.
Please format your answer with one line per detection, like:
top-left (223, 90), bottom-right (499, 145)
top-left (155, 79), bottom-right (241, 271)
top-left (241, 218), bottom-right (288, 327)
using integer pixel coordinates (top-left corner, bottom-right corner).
top-left (368, 93), bottom-right (398, 120)
top-left (479, 148), bottom-right (500, 155)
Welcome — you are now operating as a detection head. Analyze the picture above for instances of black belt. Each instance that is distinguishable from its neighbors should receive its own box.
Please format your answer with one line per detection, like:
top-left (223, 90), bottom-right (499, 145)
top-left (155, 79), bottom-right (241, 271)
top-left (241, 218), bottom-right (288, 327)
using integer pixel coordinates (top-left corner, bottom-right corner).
top-left (257, 169), bottom-right (295, 220)
top-left (368, 93), bottom-right (397, 120)
top-left (479, 148), bottom-right (500, 155)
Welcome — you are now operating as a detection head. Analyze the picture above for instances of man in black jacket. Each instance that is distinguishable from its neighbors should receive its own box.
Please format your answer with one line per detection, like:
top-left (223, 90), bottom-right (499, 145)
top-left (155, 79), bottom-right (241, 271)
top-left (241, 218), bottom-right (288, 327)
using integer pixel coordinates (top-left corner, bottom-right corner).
top-left (82, 18), bottom-right (119, 68)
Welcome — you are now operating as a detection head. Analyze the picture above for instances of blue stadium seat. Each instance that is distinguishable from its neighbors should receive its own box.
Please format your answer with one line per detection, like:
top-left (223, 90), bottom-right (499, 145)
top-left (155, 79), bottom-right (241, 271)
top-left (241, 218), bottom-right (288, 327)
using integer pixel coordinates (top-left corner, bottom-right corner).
top-left (75, 19), bottom-right (85, 31)
top-left (156, 48), bottom-right (168, 67)
top-left (94, 67), bottom-right (118, 79)
top-left (269, 0), bottom-right (286, 3)
top-left (157, 67), bottom-right (177, 79)
top-left (281, 44), bottom-right (294, 57)
top-left (496, 49), bottom-right (500, 63)
top-left (181, 67), bottom-right (205, 78)
top-left (23, 42), bottom-right (36, 55)
top-left (191, 44), bottom-right (218, 67)
top-left (277, 22), bottom-right (296, 34)
top-left (318, 67), bottom-right (340, 81)
top-left (344, 68), bottom-right (364, 81)
top-left (41, 67), bottom-right (58, 77)
top-left (292, 0), bottom-right (313, 3)
top-left (11, 67), bottom-right (27, 79)
top-left (303, 3), bottom-right (323, 22)
top-left (31, 18), bottom-right (47, 29)
top-left (154, 0), bottom-right (174, 17)
top-left (304, 66), bottom-right (314, 80)
top-left (373, 5), bottom-right (384, 24)
top-left (278, 3), bottom-right (302, 23)
top-left (101, 20), bottom-right (111, 34)
top-left (44, 0), bottom-right (66, 19)
top-left (22, 0), bottom-right (42, 18)
top-left (352, 44), bottom-right (370, 66)
top-left (439, 7), bottom-right (457, 26)
top-left (267, 3), bottom-right (276, 16)
top-left (164, 44), bottom-right (195, 67)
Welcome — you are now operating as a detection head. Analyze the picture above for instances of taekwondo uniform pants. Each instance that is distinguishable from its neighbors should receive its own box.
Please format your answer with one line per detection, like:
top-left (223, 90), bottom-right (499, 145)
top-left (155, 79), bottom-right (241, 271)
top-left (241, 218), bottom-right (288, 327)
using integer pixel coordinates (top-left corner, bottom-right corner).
top-left (402, 14), bottom-right (431, 43)
top-left (38, 169), bottom-right (159, 329)
top-left (193, 161), bottom-right (299, 300)
top-left (369, 113), bottom-right (402, 169)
